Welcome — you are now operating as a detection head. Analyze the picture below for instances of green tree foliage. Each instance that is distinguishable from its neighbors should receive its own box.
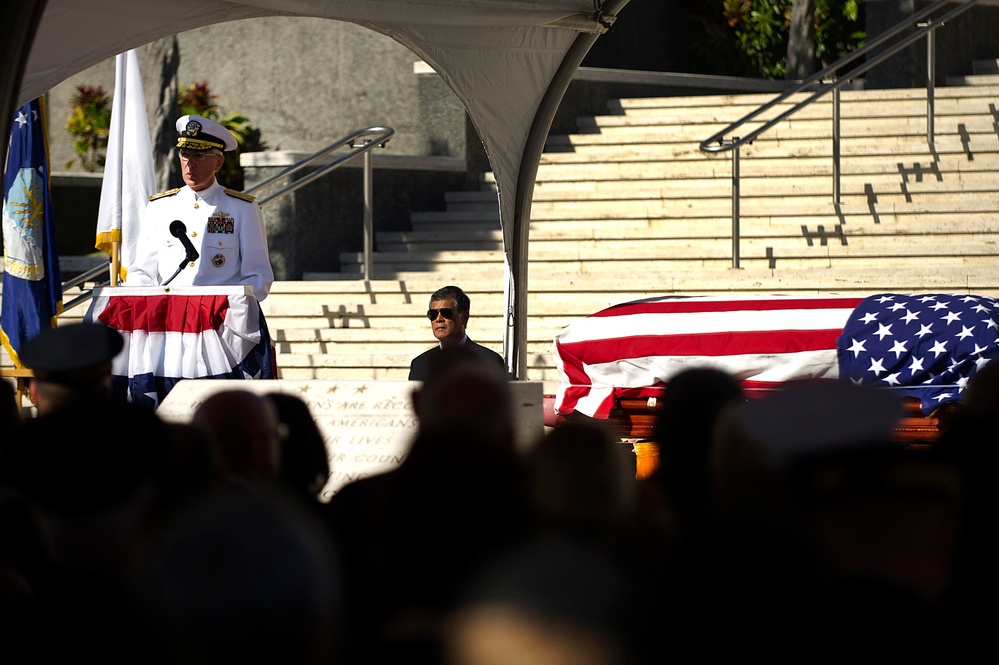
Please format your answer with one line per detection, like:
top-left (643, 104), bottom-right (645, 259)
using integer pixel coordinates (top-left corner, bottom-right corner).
top-left (177, 80), bottom-right (267, 189)
top-left (64, 84), bottom-right (111, 171)
top-left (684, 0), bottom-right (866, 79)
top-left (64, 78), bottom-right (266, 188)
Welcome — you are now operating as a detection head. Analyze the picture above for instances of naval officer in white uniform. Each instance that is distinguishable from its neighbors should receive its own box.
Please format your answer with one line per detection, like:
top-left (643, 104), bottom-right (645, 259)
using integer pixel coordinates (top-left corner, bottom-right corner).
top-left (125, 115), bottom-right (274, 300)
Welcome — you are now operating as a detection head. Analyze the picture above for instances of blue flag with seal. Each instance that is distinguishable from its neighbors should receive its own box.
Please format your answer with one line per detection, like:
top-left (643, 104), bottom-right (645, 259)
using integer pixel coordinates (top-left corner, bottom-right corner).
top-left (1, 97), bottom-right (63, 367)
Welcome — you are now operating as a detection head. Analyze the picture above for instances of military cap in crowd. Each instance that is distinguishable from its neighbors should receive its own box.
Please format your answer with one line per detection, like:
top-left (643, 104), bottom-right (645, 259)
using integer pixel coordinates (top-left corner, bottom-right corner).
top-left (19, 322), bottom-right (124, 386)
top-left (739, 380), bottom-right (904, 468)
top-left (175, 114), bottom-right (237, 152)
top-left (738, 380), bottom-right (963, 500)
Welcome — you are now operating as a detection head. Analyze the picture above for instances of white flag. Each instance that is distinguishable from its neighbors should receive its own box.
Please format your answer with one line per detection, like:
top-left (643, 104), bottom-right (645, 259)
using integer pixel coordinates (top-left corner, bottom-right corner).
top-left (95, 49), bottom-right (155, 281)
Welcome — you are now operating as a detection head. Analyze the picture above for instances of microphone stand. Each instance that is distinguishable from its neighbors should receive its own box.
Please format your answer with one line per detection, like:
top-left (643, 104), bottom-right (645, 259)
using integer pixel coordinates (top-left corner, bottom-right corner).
top-left (162, 251), bottom-right (197, 286)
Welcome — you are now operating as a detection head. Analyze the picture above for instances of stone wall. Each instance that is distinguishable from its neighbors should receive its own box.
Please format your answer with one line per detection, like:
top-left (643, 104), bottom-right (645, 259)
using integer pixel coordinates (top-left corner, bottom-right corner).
top-left (864, 0), bottom-right (999, 89)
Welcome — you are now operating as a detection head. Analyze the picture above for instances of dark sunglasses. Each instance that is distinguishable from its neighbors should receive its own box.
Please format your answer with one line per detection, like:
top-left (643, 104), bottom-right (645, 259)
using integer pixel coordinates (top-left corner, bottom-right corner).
top-left (427, 308), bottom-right (455, 320)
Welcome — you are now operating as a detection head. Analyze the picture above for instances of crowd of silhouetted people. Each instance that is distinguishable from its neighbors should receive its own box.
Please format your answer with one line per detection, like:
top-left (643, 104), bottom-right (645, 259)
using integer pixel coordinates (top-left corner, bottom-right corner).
top-left (1, 340), bottom-right (995, 663)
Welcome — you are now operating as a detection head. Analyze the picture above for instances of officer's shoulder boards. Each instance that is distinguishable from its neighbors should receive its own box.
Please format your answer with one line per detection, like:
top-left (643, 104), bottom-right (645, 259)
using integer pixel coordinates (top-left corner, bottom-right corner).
top-left (224, 188), bottom-right (255, 203)
top-left (149, 187), bottom-right (181, 201)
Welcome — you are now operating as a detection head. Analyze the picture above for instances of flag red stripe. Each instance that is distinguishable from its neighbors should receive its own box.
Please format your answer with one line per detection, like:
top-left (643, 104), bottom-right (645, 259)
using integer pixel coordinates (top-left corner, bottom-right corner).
top-left (556, 329), bottom-right (844, 365)
top-left (96, 294), bottom-right (229, 333)
top-left (592, 296), bottom-right (865, 317)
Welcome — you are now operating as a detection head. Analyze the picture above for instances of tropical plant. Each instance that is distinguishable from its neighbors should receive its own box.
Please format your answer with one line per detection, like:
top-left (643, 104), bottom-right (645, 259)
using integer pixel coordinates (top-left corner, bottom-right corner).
top-left (177, 80), bottom-right (266, 189)
top-left (683, 0), bottom-right (866, 80)
top-left (64, 84), bottom-right (112, 171)
top-left (814, 0), bottom-right (865, 68)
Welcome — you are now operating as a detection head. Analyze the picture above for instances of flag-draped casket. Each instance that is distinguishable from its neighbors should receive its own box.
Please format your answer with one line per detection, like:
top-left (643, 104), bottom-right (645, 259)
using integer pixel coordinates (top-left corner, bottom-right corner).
top-left (552, 293), bottom-right (999, 437)
top-left (85, 285), bottom-right (276, 409)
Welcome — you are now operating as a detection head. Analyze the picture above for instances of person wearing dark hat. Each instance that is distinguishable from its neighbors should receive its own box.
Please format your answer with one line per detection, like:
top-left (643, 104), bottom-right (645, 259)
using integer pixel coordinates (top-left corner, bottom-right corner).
top-left (19, 322), bottom-right (124, 416)
top-left (124, 114), bottom-right (274, 300)
top-left (705, 380), bottom-right (967, 647)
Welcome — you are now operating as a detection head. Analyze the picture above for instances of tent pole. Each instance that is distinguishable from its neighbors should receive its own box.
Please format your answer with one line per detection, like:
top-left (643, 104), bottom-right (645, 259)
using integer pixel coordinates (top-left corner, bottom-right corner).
top-left (506, 0), bottom-right (626, 380)
top-left (111, 241), bottom-right (120, 285)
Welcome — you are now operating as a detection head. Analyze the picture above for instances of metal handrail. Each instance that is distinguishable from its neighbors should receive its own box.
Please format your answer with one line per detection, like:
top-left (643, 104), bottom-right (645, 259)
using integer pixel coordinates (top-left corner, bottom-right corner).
top-left (61, 262), bottom-right (110, 311)
top-left (699, 0), bottom-right (982, 268)
top-left (245, 126), bottom-right (393, 207)
top-left (57, 126), bottom-right (394, 311)
top-left (247, 126), bottom-right (393, 281)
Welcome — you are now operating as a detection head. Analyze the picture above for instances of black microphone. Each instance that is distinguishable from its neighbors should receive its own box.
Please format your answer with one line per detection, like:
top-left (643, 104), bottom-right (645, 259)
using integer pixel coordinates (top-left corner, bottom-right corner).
top-left (169, 220), bottom-right (200, 262)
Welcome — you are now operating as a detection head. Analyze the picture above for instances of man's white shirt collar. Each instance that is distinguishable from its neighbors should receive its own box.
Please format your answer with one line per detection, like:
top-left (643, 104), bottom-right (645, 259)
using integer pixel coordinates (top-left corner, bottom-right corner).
top-left (440, 334), bottom-right (469, 349)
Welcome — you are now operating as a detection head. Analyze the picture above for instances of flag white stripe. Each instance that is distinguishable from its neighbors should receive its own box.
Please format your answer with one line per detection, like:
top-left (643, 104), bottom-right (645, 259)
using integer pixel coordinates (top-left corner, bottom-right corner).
top-left (113, 330), bottom-right (240, 379)
top-left (553, 306), bottom-right (859, 343)
top-left (578, 350), bottom-right (844, 386)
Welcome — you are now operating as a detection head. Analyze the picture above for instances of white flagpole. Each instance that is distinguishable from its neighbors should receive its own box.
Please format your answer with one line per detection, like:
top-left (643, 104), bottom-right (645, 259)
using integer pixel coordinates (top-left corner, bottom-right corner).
top-left (95, 49), bottom-right (155, 285)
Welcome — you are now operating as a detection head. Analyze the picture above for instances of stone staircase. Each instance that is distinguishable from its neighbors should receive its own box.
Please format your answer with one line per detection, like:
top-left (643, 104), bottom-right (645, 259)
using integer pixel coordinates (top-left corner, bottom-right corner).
top-left (5, 76), bottom-right (999, 397)
top-left (319, 82), bottom-right (999, 391)
top-left (947, 50), bottom-right (999, 86)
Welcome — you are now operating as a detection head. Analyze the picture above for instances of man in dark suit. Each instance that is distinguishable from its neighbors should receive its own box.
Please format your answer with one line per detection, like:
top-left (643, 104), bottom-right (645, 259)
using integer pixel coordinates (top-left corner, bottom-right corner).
top-left (408, 285), bottom-right (506, 381)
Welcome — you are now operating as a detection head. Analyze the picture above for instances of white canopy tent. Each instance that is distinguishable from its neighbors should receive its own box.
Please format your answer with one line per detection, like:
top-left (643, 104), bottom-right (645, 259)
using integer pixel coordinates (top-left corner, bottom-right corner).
top-left (3, 0), bottom-right (632, 379)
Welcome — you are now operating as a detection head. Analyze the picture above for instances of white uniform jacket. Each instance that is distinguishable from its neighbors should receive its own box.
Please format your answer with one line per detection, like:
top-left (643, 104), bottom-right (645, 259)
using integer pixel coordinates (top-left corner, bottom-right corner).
top-left (125, 180), bottom-right (274, 300)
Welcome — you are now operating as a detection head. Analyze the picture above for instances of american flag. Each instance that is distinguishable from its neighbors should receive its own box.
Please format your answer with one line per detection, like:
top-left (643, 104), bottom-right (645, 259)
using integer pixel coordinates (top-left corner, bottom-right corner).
top-left (837, 293), bottom-right (999, 415)
top-left (85, 286), bottom-right (277, 409)
top-left (553, 294), bottom-right (865, 419)
top-left (552, 293), bottom-right (999, 420)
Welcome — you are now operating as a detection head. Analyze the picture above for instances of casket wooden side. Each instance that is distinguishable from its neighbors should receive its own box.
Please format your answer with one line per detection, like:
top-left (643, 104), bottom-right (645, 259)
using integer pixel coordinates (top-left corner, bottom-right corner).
top-left (543, 394), bottom-right (952, 480)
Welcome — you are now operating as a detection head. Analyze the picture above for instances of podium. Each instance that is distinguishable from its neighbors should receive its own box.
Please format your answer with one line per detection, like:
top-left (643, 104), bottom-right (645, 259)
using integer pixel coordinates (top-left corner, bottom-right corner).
top-left (85, 285), bottom-right (277, 410)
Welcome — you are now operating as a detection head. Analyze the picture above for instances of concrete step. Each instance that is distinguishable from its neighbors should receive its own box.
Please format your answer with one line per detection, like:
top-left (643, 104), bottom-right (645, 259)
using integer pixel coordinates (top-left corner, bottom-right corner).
top-left (496, 201), bottom-right (999, 226)
top-left (376, 232), bottom-right (998, 254)
top-left (410, 209), bottom-right (500, 224)
top-left (376, 226), bottom-right (999, 252)
top-left (271, 336), bottom-right (558, 359)
top-left (337, 254), bottom-right (999, 276)
top-left (378, 217), bottom-right (999, 251)
top-left (443, 190), bottom-right (500, 212)
top-left (445, 190), bottom-right (499, 204)
top-left (270, 362), bottom-right (567, 394)
top-left (296, 265), bottom-right (999, 292)
top-left (261, 292), bottom-right (665, 319)
top-left (946, 74), bottom-right (999, 86)
top-left (407, 204), bottom-right (999, 237)
top-left (353, 236), bottom-right (999, 262)
top-left (605, 103), bottom-right (999, 127)
top-left (610, 85), bottom-right (999, 110)
top-left (534, 199), bottom-right (999, 220)
top-left (971, 57), bottom-right (999, 74)
top-left (526, 173), bottom-right (999, 198)
top-left (377, 230), bottom-right (504, 252)
top-left (539, 138), bottom-right (999, 164)
top-left (323, 263), bottom-right (999, 292)
top-left (544, 131), bottom-right (999, 158)
top-left (575, 116), bottom-right (999, 142)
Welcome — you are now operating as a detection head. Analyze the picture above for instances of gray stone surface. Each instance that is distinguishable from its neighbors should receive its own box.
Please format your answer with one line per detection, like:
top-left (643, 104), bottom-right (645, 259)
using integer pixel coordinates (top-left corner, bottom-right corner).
top-left (45, 17), bottom-right (468, 173)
